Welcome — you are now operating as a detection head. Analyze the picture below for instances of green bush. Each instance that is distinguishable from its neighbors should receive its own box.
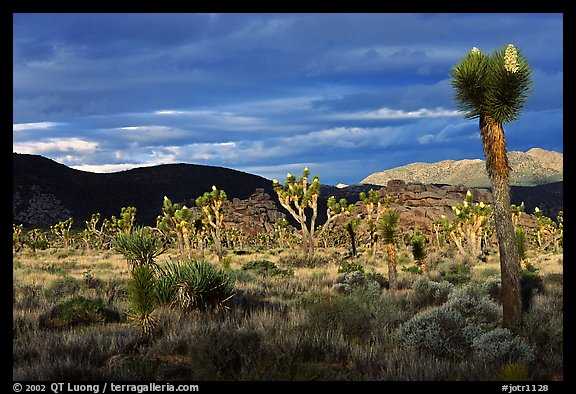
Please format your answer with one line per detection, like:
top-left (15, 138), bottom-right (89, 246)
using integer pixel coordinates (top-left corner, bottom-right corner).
top-left (156, 259), bottom-right (236, 312)
top-left (241, 260), bottom-right (294, 277)
top-left (305, 295), bottom-right (374, 340)
top-left (40, 296), bottom-right (120, 328)
top-left (44, 276), bottom-right (82, 301)
top-left (337, 261), bottom-right (364, 274)
top-left (278, 253), bottom-right (331, 268)
top-left (437, 261), bottom-right (472, 285)
top-left (409, 277), bottom-right (453, 309)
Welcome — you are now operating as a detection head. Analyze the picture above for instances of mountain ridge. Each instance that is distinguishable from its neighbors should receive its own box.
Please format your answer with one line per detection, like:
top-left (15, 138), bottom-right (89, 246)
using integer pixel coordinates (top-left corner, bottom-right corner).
top-left (360, 148), bottom-right (563, 188)
top-left (13, 152), bottom-right (563, 229)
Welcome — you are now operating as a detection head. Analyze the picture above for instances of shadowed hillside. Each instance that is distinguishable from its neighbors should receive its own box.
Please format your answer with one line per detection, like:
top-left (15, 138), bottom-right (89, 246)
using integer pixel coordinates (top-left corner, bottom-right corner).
top-left (13, 153), bottom-right (281, 228)
top-left (13, 153), bottom-right (563, 229)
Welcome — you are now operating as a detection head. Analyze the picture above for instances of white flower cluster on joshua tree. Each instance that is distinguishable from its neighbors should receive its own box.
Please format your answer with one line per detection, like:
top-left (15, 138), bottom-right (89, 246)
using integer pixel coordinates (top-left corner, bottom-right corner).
top-left (504, 43), bottom-right (519, 73)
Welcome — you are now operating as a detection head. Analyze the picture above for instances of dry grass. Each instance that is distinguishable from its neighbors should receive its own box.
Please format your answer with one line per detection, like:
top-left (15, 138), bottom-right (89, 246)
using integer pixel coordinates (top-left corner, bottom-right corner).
top-left (13, 244), bottom-right (563, 381)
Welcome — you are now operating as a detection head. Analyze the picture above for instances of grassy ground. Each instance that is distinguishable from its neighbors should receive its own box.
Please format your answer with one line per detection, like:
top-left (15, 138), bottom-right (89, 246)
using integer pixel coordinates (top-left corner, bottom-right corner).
top-left (13, 244), bottom-right (563, 381)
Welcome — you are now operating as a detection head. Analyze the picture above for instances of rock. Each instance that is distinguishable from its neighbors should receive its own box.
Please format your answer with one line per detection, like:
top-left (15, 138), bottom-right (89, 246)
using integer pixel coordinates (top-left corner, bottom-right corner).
top-left (222, 188), bottom-right (285, 235)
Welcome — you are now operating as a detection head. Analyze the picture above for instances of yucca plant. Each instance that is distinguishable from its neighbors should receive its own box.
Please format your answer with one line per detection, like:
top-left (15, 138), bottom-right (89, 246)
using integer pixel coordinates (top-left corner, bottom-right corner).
top-left (451, 44), bottom-right (532, 329)
top-left (127, 265), bottom-right (158, 338)
top-left (411, 229), bottom-right (428, 273)
top-left (113, 226), bottom-right (166, 269)
top-left (156, 259), bottom-right (236, 312)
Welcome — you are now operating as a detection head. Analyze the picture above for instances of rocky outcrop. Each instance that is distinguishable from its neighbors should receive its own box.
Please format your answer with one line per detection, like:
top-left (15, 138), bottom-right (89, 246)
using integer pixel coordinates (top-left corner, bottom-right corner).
top-left (332, 180), bottom-right (493, 235)
top-left (13, 185), bottom-right (73, 228)
top-left (223, 188), bottom-right (285, 235)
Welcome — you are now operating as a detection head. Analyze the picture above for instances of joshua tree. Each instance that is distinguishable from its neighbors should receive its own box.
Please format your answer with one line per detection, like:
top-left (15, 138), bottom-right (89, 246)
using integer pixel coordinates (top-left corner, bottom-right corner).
top-left (196, 186), bottom-right (227, 264)
top-left (317, 196), bottom-right (355, 241)
top-left (272, 168), bottom-right (320, 257)
top-left (359, 189), bottom-right (393, 259)
top-left (156, 196), bottom-right (195, 260)
top-left (50, 217), bottom-right (74, 250)
top-left (379, 209), bottom-right (399, 290)
top-left (451, 44), bottom-right (532, 328)
top-left (345, 215), bottom-right (362, 257)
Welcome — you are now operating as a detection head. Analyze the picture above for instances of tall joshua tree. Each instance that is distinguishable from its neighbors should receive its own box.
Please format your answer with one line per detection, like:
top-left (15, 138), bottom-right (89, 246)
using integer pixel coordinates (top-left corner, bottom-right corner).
top-left (450, 44), bottom-right (532, 328)
top-left (273, 168), bottom-right (320, 257)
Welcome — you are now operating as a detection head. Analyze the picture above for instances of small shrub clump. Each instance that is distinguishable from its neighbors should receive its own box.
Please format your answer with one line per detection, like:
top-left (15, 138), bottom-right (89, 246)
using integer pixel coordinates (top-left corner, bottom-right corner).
top-left (472, 328), bottom-right (536, 365)
top-left (278, 253), bottom-right (331, 268)
top-left (436, 261), bottom-right (472, 285)
top-left (44, 276), bottom-right (82, 301)
top-left (396, 282), bottom-right (503, 359)
top-left (40, 296), bottom-right (120, 329)
top-left (395, 306), bottom-right (470, 359)
top-left (305, 295), bottom-right (374, 340)
top-left (409, 277), bottom-right (453, 309)
top-left (331, 270), bottom-right (384, 297)
top-left (337, 261), bottom-right (364, 274)
top-left (241, 260), bottom-right (294, 277)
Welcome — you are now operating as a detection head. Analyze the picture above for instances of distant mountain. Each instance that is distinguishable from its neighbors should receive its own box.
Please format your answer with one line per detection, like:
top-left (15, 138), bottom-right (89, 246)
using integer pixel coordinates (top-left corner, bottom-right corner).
top-left (13, 153), bottom-right (281, 228)
top-left (13, 153), bottom-right (563, 229)
top-left (360, 148), bottom-right (563, 188)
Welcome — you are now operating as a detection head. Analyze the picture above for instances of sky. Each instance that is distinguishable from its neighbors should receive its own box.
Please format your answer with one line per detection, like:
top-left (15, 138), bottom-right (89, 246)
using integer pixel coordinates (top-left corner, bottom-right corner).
top-left (12, 13), bottom-right (563, 186)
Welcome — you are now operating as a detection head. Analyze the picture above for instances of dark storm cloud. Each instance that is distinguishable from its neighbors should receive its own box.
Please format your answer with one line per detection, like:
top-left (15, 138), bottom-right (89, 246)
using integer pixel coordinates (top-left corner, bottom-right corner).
top-left (13, 13), bottom-right (563, 185)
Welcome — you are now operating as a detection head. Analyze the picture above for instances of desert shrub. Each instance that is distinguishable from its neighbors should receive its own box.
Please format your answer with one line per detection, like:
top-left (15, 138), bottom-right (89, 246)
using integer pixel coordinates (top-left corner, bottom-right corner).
top-left (436, 261), bottom-right (472, 285)
top-left (520, 286), bottom-right (563, 378)
top-left (520, 265), bottom-right (544, 313)
top-left (188, 327), bottom-right (262, 380)
top-left (44, 276), bottom-right (82, 301)
top-left (241, 260), bottom-right (294, 277)
top-left (479, 275), bottom-right (502, 302)
top-left (409, 277), bottom-right (453, 309)
top-left (305, 295), bottom-right (374, 340)
top-left (40, 296), bottom-right (120, 329)
top-left (331, 270), bottom-right (384, 298)
top-left (472, 328), bottom-right (536, 365)
top-left (332, 270), bottom-right (367, 294)
top-left (395, 306), bottom-right (470, 359)
top-left (401, 265), bottom-right (421, 275)
top-left (119, 356), bottom-right (160, 380)
top-left (337, 260), bottom-right (364, 274)
top-left (366, 271), bottom-right (389, 289)
top-left (445, 283), bottom-right (501, 326)
top-left (278, 253), bottom-right (331, 268)
top-left (156, 259), bottom-right (236, 312)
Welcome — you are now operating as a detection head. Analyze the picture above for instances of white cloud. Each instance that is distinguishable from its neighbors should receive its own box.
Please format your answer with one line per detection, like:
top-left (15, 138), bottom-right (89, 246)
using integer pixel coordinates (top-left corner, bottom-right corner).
top-left (13, 138), bottom-right (98, 154)
top-left (332, 106), bottom-right (462, 121)
top-left (280, 126), bottom-right (404, 149)
top-left (13, 122), bottom-right (60, 132)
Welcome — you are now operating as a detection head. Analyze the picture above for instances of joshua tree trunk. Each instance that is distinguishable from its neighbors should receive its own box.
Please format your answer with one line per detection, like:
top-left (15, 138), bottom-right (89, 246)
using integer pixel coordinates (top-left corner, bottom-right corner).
top-left (385, 243), bottom-right (398, 291)
top-left (480, 114), bottom-right (522, 328)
